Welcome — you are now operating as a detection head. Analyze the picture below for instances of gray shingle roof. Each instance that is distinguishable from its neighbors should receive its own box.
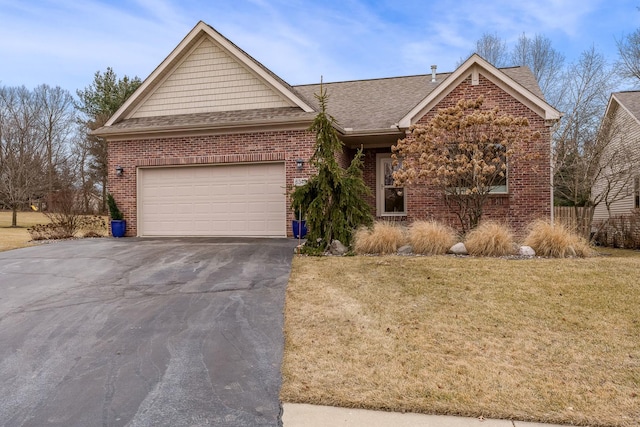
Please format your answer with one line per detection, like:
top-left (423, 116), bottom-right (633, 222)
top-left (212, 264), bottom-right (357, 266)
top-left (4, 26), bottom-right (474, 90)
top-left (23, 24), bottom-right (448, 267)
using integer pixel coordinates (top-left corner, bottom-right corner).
top-left (93, 107), bottom-right (315, 136)
top-left (293, 66), bottom-right (544, 132)
top-left (293, 74), bottom-right (451, 132)
top-left (614, 91), bottom-right (640, 120)
top-left (97, 63), bottom-right (546, 136)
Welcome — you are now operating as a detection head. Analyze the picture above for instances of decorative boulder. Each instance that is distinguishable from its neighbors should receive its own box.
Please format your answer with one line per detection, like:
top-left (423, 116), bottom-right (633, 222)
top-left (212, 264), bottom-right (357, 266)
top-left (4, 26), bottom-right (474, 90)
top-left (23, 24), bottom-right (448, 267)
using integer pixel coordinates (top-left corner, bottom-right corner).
top-left (329, 239), bottom-right (348, 256)
top-left (518, 245), bottom-right (536, 257)
top-left (449, 242), bottom-right (468, 255)
top-left (397, 245), bottom-right (413, 255)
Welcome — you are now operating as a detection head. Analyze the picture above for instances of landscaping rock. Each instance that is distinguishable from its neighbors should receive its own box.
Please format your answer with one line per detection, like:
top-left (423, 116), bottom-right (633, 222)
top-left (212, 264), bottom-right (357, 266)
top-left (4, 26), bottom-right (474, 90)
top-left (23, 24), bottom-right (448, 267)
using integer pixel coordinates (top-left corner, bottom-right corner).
top-left (449, 242), bottom-right (468, 255)
top-left (518, 245), bottom-right (536, 257)
top-left (329, 240), bottom-right (348, 256)
top-left (397, 245), bottom-right (413, 255)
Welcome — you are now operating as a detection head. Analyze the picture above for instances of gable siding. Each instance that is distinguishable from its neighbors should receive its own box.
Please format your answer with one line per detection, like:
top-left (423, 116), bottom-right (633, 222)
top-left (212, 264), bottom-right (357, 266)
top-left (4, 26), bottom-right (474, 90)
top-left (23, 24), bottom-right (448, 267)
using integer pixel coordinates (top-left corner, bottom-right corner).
top-left (593, 102), bottom-right (640, 222)
top-left (131, 37), bottom-right (293, 118)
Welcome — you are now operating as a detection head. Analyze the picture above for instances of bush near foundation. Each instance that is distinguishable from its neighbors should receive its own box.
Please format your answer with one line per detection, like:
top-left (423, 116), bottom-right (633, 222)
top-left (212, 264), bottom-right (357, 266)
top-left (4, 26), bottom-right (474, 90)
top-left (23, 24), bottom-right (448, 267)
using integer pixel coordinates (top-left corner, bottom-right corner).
top-left (524, 220), bottom-right (593, 258)
top-left (464, 221), bottom-right (515, 257)
top-left (408, 221), bottom-right (458, 255)
top-left (353, 222), bottom-right (406, 255)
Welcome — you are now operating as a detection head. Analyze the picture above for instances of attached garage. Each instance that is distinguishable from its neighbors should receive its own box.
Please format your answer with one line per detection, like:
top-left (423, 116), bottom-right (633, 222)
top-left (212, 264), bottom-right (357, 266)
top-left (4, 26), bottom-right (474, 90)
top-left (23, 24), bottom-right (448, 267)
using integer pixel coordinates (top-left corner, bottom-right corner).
top-left (138, 163), bottom-right (286, 237)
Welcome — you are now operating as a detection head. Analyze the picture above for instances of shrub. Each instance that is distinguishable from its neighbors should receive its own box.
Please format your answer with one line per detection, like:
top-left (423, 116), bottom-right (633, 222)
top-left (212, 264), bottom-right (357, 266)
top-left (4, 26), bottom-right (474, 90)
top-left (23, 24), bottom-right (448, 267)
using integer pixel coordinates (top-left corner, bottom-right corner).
top-left (28, 223), bottom-right (73, 240)
top-left (408, 221), bottom-right (457, 255)
top-left (107, 194), bottom-right (124, 220)
top-left (353, 221), bottom-right (406, 255)
top-left (28, 215), bottom-right (107, 241)
top-left (78, 215), bottom-right (108, 237)
top-left (464, 221), bottom-right (515, 256)
top-left (592, 210), bottom-right (640, 249)
top-left (524, 220), bottom-right (594, 258)
top-left (45, 189), bottom-right (84, 236)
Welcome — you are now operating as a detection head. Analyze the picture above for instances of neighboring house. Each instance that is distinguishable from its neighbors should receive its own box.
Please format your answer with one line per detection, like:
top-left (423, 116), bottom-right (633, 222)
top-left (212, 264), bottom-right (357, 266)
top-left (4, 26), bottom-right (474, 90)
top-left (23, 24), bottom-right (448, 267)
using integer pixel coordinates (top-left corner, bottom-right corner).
top-left (592, 91), bottom-right (640, 224)
top-left (95, 21), bottom-right (560, 238)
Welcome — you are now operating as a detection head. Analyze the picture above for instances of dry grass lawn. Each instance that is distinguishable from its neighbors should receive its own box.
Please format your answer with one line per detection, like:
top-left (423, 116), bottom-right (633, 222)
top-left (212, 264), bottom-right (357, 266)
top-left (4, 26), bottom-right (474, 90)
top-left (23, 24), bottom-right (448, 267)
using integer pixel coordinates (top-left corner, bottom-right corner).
top-left (281, 252), bottom-right (640, 427)
top-left (0, 211), bottom-right (50, 252)
top-left (0, 211), bottom-right (107, 252)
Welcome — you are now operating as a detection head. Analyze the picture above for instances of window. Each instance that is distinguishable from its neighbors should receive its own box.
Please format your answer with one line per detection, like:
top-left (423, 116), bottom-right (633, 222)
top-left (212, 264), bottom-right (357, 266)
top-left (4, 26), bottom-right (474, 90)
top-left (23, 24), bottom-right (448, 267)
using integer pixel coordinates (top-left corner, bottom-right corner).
top-left (377, 154), bottom-right (406, 216)
top-left (635, 176), bottom-right (639, 209)
top-left (447, 143), bottom-right (508, 194)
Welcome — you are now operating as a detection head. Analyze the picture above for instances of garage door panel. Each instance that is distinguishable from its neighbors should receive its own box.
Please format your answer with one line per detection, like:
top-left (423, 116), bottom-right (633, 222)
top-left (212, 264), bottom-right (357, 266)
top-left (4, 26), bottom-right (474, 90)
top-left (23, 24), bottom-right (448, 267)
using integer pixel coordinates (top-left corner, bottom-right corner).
top-left (139, 163), bottom-right (285, 237)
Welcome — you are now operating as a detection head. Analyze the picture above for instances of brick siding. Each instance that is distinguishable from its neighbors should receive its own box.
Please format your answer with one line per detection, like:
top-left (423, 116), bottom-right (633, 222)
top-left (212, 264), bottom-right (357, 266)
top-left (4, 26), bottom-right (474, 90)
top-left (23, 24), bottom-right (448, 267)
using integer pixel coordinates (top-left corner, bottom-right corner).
top-left (108, 129), bottom-right (316, 236)
top-left (362, 74), bottom-right (551, 236)
top-left (109, 75), bottom-right (550, 238)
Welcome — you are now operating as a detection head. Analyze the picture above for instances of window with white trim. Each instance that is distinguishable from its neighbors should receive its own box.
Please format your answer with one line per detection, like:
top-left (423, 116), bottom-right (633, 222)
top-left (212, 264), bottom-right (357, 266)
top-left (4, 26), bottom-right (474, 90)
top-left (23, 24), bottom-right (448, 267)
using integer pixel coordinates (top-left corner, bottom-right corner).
top-left (377, 154), bottom-right (406, 216)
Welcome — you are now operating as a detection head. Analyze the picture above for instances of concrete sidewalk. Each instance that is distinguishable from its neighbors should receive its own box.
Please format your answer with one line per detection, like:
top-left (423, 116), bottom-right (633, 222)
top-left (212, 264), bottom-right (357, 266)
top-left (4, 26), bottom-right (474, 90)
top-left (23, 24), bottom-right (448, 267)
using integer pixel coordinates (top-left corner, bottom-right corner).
top-left (282, 403), bottom-right (568, 427)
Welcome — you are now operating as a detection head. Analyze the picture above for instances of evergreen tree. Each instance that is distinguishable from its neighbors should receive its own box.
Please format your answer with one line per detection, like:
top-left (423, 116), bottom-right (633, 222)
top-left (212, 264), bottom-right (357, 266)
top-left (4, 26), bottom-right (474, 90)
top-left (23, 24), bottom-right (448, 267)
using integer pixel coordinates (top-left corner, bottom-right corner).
top-left (291, 85), bottom-right (372, 253)
top-left (75, 68), bottom-right (141, 212)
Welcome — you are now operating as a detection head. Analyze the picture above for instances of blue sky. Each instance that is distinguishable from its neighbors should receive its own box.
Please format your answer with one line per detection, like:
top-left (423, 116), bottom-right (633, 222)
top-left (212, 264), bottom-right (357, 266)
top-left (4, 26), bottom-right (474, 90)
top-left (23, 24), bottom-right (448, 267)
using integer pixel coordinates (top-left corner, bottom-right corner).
top-left (0, 0), bottom-right (638, 94)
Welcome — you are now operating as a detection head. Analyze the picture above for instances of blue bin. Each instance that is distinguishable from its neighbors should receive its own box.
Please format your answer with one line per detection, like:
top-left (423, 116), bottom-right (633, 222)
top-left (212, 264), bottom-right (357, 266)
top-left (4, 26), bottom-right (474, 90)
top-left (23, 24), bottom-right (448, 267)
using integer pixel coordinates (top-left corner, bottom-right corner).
top-left (111, 220), bottom-right (126, 238)
top-left (292, 220), bottom-right (307, 238)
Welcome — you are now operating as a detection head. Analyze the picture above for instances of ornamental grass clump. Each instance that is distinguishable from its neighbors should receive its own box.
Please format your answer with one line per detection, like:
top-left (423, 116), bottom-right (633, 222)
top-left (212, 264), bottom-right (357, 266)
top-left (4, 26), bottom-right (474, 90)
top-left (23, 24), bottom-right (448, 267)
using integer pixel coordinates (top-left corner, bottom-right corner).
top-left (353, 221), bottom-right (406, 255)
top-left (408, 220), bottom-right (457, 255)
top-left (464, 221), bottom-right (515, 256)
top-left (524, 220), bottom-right (594, 258)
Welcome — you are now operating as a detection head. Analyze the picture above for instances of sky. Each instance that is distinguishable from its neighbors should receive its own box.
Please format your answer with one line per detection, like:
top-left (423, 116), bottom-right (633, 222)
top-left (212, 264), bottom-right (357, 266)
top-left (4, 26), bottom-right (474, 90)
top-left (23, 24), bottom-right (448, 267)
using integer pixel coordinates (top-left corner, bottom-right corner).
top-left (0, 0), bottom-right (639, 95)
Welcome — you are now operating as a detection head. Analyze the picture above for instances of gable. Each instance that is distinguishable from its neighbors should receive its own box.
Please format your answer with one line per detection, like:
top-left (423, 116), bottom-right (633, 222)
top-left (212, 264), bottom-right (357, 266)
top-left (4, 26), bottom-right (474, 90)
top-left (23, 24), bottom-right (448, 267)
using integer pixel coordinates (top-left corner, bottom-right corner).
top-left (399, 54), bottom-right (561, 128)
top-left (414, 73), bottom-right (544, 127)
top-left (130, 36), bottom-right (295, 118)
top-left (609, 92), bottom-right (640, 128)
top-left (104, 21), bottom-right (314, 127)
top-left (605, 95), bottom-right (640, 152)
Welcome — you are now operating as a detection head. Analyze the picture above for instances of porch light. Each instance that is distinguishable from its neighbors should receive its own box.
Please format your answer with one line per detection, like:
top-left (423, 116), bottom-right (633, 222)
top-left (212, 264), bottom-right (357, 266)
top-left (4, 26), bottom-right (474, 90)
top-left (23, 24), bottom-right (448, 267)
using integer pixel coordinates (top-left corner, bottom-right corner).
top-left (295, 159), bottom-right (304, 170)
top-left (115, 166), bottom-right (124, 177)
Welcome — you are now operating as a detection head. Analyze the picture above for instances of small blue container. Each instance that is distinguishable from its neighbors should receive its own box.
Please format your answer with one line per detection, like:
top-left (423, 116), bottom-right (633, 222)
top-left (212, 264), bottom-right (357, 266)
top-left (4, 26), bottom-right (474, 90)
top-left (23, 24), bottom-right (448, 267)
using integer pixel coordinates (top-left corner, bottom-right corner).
top-left (292, 220), bottom-right (307, 238)
top-left (111, 220), bottom-right (126, 238)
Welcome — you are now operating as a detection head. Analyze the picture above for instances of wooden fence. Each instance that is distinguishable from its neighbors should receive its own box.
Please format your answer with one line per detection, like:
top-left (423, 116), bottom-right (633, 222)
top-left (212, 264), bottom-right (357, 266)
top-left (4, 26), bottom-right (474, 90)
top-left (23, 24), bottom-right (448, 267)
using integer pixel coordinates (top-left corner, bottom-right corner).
top-left (553, 206), bottom-right (593, 237)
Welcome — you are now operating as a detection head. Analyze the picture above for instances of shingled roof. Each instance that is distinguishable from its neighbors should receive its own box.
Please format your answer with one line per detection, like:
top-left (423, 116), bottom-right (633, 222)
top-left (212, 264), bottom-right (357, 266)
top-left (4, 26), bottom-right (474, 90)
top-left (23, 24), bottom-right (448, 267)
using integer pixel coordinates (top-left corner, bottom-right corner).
top-left (97, 65), bottom-right (548, 137)
top-left (96, 22), bottom-right (556, 138)
top-left (612, 91), bottom-right (640, 122)
top-left (93, 107), bottom-right (315, 136)
top-left (293, 66), bottom-right (544, 133)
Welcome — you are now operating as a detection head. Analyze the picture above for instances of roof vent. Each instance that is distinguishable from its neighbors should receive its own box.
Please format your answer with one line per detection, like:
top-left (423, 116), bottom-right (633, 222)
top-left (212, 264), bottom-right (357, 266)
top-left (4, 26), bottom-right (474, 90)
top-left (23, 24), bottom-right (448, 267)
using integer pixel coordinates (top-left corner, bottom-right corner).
top-left (431, 65), bottom-right (437, 83)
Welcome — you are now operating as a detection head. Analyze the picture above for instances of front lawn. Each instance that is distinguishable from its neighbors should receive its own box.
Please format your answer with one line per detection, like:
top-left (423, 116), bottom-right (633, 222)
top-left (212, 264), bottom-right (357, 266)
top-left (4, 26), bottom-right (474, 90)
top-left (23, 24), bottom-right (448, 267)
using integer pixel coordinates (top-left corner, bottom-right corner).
top-left (0, 211), bottom-right (108, 252)
top-left (0, 211), bottom-right (50, 252)
top-left (281, 252), bottom-right (640, 427)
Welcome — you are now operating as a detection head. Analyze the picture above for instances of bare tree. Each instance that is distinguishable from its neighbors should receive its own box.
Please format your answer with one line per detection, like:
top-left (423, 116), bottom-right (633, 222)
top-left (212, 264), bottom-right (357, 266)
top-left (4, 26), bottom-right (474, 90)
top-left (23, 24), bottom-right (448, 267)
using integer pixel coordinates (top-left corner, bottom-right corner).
top-left (511, 33), bottom-right (565, 104)
top-left (0, 86), bottom-right (47, 226)
top-left (33, 84), bottom-right (75, 195)
top-left (552, 47), bottom-right (625, 236)
top-left (70, 129), bottom-right (97, 213)
top-left (474, 32), bottom-right (509, 67)
top-left (616, 28), bottom-right (640, 83)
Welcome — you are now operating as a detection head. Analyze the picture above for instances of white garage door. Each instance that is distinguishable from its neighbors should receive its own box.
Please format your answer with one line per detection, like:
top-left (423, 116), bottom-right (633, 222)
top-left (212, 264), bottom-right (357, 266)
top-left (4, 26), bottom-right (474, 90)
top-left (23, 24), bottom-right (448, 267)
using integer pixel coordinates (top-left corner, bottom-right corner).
top-left (138, 163), bottom-right (286, 237)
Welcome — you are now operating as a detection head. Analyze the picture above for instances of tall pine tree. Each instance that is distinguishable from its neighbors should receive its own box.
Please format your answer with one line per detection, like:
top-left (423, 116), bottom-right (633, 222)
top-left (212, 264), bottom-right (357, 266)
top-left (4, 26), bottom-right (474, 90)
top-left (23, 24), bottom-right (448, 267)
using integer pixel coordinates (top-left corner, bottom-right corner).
top-left (291, 85), bottom-right (372, 253)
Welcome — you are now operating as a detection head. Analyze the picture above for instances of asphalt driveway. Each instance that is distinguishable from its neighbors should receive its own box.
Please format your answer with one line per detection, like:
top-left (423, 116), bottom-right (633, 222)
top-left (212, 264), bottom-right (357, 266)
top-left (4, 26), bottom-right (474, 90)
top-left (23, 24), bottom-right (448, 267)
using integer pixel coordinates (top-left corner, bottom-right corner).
top-left (0, 237), bottom-right (297, 426)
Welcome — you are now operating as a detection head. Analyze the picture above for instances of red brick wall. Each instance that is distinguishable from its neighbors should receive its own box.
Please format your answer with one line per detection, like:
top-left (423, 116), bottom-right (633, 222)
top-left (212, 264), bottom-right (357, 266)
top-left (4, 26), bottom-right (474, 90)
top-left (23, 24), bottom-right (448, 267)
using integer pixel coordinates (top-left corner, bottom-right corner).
top-left (362, 74), bottom-right (551, 236)
top-left (107, 129), bottom-right (316, 236)
top-left (108, 74), bottom-right (551, 238)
